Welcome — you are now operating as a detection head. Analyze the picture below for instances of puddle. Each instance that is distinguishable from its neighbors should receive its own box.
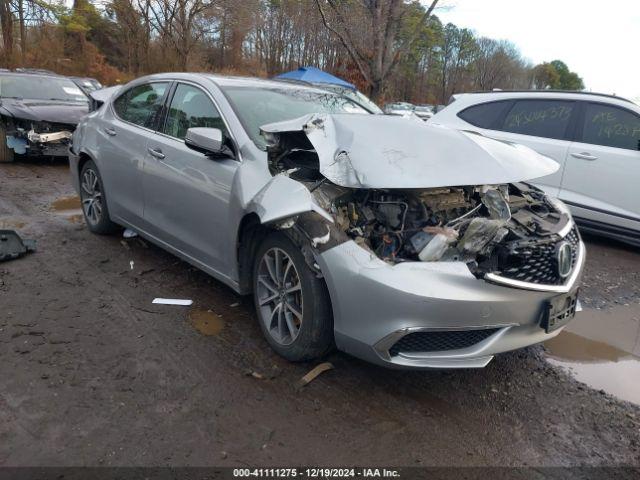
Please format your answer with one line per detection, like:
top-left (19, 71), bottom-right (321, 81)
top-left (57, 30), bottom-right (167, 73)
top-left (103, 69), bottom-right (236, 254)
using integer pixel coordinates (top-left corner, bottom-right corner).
top-left (545, 304), bottom-right (640, 405)
top-left (189, 309), bottom-right (225, 336)
top-left (50, 196), bottom-right (84, 223)
top-left (0, 219), bottom-right (26, 229)
top-left (66, 214), bottom-right (84, 224)
top-left (51, 195), bottom-right (81, 211)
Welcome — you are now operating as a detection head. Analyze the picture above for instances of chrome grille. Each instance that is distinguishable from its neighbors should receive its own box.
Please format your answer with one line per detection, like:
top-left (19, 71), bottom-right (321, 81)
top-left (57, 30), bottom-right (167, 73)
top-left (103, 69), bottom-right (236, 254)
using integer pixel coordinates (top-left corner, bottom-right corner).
top-left (496, 226), bottom-right (580, 286)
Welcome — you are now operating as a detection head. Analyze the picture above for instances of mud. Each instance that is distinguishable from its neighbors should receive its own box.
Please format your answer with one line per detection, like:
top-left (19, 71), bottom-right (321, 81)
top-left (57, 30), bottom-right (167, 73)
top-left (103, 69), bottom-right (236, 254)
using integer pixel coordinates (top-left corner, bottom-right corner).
top-left (50, 195), bottom-right (81, 211)
top-left (0, 161), bottom-right (639, 468)
top-left (189, 308), bottom-right (225, 336)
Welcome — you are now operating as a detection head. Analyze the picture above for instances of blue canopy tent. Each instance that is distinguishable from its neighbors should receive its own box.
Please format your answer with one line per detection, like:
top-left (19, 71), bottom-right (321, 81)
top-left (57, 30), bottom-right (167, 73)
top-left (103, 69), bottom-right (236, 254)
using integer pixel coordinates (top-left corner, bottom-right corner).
top-left (275, 66), bottom-right (356, 90)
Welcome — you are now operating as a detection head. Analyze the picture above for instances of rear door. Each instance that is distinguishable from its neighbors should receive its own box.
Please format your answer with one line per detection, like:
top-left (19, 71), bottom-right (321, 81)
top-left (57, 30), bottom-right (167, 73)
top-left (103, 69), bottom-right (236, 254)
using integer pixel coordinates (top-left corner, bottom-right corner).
top-left (98, 81), bottom-right (169, 225)
top-left (560, 101), bottom-right (640, 236)
top-left (142, 82), bottom-right (239, 275)
top-left (480, 99), bottom-right (577, 197)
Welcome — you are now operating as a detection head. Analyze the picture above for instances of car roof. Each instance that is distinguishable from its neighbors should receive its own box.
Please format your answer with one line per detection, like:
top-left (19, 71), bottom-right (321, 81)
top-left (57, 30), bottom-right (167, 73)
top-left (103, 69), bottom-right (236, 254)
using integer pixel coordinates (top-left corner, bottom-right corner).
top-left (129, 72), bottom-right (333, 93)
top-left (451, 90), bottom-right (635, 108)
top-left (0, 71), bottom-right (65, 80)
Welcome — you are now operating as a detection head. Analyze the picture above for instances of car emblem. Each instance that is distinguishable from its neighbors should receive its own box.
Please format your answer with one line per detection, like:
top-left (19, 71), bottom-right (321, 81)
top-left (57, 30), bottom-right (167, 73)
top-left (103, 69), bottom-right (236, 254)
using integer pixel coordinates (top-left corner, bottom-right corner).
top-left (557, 242), bottom-right (573, 279)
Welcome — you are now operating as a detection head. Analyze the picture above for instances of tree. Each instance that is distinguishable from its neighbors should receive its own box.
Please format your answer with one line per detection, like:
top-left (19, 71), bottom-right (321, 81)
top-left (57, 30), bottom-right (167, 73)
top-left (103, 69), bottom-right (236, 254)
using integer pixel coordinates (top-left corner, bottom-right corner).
top-left (532, 60), bottom-right (584, 90)
top-left (314, 0), bottom-right (440, 101)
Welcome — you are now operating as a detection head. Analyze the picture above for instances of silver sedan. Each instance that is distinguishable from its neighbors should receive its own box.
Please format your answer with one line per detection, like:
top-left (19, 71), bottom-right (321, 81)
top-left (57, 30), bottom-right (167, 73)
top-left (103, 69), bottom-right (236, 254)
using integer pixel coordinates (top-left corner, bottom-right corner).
top-left (69, 73), bottom-right (585, 369)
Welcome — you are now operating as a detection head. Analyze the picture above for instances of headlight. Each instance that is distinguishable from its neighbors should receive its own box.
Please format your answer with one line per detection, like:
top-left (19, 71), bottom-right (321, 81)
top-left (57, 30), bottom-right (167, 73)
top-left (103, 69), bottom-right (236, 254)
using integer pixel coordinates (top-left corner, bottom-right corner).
top-left (547, 196), bottom-right (573, 219)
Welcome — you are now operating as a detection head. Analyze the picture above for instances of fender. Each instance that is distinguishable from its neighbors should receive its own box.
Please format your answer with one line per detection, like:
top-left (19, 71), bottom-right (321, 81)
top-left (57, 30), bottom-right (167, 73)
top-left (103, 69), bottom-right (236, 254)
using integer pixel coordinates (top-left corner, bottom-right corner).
top-left (246, 174), bottom-right (333, 225)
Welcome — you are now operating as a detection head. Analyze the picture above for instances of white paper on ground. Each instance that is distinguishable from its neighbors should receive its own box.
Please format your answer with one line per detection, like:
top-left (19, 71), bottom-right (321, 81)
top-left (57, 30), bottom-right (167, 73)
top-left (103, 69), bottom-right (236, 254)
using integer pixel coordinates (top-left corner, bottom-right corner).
top-left (152, 298), bottom-right (193, 306)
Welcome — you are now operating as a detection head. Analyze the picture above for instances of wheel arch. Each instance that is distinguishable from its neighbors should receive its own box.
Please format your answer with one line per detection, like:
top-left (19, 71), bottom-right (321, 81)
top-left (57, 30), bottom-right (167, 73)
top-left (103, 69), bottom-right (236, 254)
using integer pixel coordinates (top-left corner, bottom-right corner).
top-left (235, 210), bottom-right (347, 295)
top-left (236, 212), bottom-right (271, 294)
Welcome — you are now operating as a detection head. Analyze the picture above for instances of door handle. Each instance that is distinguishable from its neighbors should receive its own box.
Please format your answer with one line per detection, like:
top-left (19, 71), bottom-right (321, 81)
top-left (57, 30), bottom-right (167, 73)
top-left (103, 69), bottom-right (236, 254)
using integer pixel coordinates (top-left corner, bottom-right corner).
top-left (103, 127), bottom-right (117, 137)
top-left (147, 147), bottom-right (165, 160)
top-left (570, 152), bottom-right (598, 161)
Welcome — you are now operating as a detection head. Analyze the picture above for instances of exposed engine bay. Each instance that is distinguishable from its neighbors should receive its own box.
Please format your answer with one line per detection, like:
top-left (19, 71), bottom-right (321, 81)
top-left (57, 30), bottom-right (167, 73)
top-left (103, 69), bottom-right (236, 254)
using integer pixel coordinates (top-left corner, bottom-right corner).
top-left (266, 128), bottom-right (577, 286)
top-left (5, 118), bottom-right (74, 156)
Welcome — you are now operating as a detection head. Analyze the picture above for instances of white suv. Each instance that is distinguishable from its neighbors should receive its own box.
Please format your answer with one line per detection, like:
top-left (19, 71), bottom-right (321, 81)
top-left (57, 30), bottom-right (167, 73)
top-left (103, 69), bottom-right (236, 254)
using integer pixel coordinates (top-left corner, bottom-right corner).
top-left (430, 91), bottom-right (640, 246)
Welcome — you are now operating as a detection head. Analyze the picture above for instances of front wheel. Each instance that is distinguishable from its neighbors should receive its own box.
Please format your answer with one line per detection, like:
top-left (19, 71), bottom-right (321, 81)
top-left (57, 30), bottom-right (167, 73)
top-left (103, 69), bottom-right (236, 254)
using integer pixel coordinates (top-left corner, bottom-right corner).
top-left (79, 160), bottom-right (119, 234)
top-left (252, 232), bottom-right (333, 361)
top-left (0, 122), bottom-right (15, 163)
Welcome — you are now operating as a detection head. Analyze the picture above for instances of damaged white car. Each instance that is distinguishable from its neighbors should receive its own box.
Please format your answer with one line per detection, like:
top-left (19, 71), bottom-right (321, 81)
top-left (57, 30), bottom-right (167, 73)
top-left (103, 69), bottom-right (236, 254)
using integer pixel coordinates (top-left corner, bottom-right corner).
top-left (0, 72), bottom-right (89, 162)
top-left (69, 74), bottom-right (585, 369)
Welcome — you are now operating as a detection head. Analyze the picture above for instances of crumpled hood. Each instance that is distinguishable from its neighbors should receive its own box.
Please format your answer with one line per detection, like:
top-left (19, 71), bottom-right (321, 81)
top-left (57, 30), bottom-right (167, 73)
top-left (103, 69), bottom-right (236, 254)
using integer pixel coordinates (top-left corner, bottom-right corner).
top-left (0, 98), bottom-right (89, 125)
top-left (260, 113), bottom-right (559, 188)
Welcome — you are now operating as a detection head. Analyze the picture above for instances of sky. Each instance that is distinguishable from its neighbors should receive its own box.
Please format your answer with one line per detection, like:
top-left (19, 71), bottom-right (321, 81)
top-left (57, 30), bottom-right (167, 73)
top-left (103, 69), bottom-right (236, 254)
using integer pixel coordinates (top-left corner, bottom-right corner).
top-left (435, 0), bottom-right (640, 102)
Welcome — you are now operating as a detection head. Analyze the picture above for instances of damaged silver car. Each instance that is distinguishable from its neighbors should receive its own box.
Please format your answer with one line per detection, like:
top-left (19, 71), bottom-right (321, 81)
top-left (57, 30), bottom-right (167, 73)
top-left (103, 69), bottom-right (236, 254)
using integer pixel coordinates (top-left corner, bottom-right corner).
top-left (69, 74), bottom-right (585, 369)
top-left (0, 72), bottom-right (89, 162)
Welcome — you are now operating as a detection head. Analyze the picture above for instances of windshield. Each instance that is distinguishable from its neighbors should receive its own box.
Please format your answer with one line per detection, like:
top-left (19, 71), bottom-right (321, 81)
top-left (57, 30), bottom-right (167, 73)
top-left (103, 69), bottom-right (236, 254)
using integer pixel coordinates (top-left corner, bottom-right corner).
top-left (222, 86), bottom-right (368, 148)
top-left (0, 75), bottom-right (88, 102)
top-left (344, 90), bottom-right (383, 114)
top-left (315, 84), bottom-right (383, 114)
top-left (390, 103), bottom-right (414, 111)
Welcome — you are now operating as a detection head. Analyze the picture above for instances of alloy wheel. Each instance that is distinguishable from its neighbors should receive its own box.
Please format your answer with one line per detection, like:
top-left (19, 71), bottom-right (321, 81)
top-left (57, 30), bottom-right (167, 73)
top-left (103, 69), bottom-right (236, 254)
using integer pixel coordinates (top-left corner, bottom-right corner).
top-left (256, 247), bottom-right (303, 346)
top-left (80, 168), bottom-right (103, 226)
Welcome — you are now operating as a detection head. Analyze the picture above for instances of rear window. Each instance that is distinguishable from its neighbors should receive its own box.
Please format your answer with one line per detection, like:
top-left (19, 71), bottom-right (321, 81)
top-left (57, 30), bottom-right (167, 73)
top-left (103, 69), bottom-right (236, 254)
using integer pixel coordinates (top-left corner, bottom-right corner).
top-left (500, 100), bottom-right (574, 140)
top-left (113, 82), bottom-right (168, 129)
top-left (581, 103), bottom-right (640, 151)
top-left (457, 101), bottom-right (511, 129)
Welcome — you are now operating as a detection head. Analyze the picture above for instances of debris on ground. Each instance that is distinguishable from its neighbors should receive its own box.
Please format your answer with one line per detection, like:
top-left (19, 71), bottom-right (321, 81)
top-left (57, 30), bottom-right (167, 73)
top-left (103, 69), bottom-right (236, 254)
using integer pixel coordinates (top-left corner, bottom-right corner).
top-left (0, 230), bottom-right (36, 262)
top-left (245, 370), bottom-right (264, 379)
top-left (230, 302), bottom-right (240, 307)
top-left (123, 228), bottom-right (138, 239)
top-left (152, 298), bottom-right (193, 306)
top-left (296, 362), bottom-right (334, 389)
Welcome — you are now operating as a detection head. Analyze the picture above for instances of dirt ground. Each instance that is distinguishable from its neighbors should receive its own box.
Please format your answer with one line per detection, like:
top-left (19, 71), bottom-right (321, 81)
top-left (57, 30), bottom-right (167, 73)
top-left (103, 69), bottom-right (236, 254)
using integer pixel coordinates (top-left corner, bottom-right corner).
top-left (1, 161), bottom-right (639, 468)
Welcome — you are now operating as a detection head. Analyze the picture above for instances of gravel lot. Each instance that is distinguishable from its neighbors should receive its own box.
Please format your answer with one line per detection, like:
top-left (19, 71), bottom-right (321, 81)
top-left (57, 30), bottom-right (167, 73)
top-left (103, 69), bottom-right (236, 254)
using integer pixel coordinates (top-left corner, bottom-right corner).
top-left (1, 161), bottom-right (639, 468)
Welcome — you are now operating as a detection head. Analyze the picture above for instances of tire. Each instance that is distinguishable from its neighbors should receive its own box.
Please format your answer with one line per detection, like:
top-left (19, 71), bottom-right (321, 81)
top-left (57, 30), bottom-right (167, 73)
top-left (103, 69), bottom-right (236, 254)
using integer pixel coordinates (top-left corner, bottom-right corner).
top-left (252, 231), bottom-right (333, 361)
top-left (0, 122), bottom-right (15, 163)
top-left (79, 160), bottom-right (119, 234)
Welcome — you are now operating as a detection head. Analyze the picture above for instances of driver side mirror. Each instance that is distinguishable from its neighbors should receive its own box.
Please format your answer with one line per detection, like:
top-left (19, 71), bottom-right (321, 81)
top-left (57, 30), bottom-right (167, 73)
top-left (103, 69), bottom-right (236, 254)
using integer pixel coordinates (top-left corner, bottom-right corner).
top-left (185, 127), bottom-right (224, 156)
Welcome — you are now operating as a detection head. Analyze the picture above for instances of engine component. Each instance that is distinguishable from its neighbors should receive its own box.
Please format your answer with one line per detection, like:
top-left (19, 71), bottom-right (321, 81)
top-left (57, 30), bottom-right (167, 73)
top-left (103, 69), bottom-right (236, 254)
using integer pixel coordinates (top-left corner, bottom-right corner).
top-left (481, 188), bottom-right (511, 220)
top-left (418, 227), bottom-right (459, 262)
top-left (309, 181), bottom-right (570, 267)
top-left (457, 218), bottom-right (508, 254)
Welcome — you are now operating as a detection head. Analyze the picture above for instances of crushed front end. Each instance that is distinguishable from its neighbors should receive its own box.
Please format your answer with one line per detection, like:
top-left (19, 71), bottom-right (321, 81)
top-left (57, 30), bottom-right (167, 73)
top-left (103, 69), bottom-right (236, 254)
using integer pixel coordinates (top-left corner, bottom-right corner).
top-left (6, 118), bottom-right (75, 157)
top-left (307, 182), bottom-right (585, 368)
top-left (259, 114), bottom-right (585, 369)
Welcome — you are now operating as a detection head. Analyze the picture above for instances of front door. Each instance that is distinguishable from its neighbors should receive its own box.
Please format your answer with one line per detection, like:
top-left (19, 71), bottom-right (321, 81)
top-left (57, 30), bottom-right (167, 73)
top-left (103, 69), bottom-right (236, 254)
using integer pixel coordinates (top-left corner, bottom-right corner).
top-left (142, 82), bottom-right (238, 275)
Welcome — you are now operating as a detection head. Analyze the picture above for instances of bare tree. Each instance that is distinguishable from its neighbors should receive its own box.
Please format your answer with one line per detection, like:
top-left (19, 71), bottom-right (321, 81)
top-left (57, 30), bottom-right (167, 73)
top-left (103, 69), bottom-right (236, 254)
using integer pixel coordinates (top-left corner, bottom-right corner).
top-left (0, 0), bottom-right (14, 67)
top-left (147, 0), bottom-right (212, 70)
top-left (314, 0), bottom-right (439, 100)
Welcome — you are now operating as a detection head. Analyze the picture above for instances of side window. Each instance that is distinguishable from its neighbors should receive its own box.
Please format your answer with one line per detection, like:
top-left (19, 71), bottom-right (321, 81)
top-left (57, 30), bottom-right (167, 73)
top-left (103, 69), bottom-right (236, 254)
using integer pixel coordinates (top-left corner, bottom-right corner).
top-left (500, 100), bottom-right (574, 140)
top-left (457, 101), bottom-right (511, 129)
top-left (113, 82), bottom-right (168, 129)
top-left (162, 83), bottom-right (228, 140)
top-left (581, 103), bottom-right (640, 151)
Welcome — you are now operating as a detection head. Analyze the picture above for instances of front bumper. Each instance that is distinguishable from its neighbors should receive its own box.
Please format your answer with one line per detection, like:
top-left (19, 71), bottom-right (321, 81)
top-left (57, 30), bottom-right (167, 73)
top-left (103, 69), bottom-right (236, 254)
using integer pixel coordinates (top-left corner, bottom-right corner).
top-left (6, 127), bottom-right (73, 157)
top-left (317, 237), bottom-right (586, 370)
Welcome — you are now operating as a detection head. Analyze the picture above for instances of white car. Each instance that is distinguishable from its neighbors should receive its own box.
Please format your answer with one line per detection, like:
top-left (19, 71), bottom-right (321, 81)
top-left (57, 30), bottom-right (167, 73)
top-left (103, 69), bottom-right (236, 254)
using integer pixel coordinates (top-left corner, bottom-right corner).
top-left (430, 91), bottom-right (640, 246)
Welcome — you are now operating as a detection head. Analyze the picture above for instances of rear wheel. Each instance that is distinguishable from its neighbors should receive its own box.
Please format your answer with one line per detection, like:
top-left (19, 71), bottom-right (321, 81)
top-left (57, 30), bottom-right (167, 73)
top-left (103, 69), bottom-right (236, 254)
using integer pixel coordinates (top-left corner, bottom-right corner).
top-left (79, 160), bottom-right (119, 234)
top-left (252, 232), bottom-right (333, 361)
top-left (0, 122), bottom-right (15, 163)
